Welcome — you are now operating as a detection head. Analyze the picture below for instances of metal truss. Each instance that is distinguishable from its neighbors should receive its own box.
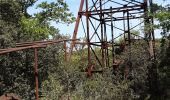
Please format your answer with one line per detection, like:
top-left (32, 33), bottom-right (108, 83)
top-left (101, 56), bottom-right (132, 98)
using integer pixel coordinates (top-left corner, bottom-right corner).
top-left (71, 0), bottom-right (155, 77)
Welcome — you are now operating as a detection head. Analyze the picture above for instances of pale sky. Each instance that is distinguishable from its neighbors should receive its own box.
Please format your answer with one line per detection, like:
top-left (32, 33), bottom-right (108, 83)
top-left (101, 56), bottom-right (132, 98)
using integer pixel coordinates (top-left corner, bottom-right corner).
top-left (27, 0), bottom-right (170, 39)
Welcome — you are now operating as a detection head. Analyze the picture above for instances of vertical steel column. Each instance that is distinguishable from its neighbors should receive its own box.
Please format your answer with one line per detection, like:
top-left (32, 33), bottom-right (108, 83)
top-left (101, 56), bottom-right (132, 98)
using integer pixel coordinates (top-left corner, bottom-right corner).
top-left (103, 15), bottom-right (109, 67)
top-left (86, 0), bottom-right (91, 70)
top-left (99, 0), bottom-right (105, 68)
top-left (34, 48), bottom-right (39, 100)
top-left (123, 11), bottom-right (126, 43)
top-left (110, 7), bottom-right (115, 64)
top-left (64, 41), bottom-right (67, 61)
top-left (127, 11), bottom-right (131, 60)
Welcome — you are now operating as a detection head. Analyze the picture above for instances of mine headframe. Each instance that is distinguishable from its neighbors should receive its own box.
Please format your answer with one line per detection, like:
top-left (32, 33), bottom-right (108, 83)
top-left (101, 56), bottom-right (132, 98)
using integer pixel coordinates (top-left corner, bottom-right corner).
top-left (71, 0), bottom-right (155, 77)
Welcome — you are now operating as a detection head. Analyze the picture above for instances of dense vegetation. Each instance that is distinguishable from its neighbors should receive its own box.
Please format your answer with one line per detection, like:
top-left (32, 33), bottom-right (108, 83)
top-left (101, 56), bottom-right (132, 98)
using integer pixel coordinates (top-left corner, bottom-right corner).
top-left (0, 0), bottom-right (169, 100)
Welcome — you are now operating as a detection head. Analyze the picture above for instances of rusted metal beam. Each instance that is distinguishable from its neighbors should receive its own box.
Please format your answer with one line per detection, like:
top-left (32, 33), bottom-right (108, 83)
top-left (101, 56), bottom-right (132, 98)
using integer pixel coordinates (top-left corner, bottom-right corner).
top-left (70, 0), bottom-right (85, 53)
top-left (34, 48), bottom-right (39, 100)
top-left (0, 45), bottom-right (46, 55)
top-left (16, 39), bottom-right (78, 47)
top-left (0, 39), bottom-right (79, 55)
top-left (79, 4), bottom-right (144, 15)
top-left (105, 16), bottom-right (143, 22)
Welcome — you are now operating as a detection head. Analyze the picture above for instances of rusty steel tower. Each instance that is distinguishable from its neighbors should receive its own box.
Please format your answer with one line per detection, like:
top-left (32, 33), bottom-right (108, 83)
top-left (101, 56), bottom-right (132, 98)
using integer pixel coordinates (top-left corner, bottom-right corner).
top-left (71, 0), bottom-right (155, 77)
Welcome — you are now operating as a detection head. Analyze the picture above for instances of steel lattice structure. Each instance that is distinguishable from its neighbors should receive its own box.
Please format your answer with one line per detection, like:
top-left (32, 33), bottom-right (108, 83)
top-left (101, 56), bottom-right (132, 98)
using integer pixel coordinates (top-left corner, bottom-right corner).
top-left (0, 0), bottom-right (157, 99)
top-left (71, 0), bottom-right (155, 77)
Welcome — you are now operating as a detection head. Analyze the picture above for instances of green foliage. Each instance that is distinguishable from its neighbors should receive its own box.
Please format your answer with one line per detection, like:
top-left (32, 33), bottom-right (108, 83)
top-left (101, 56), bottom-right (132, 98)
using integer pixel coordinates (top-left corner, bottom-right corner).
top-left (41, 75), bottom-right (63, 100)
top-left (20, 16), bottom-right (49, 39)
top-left (35, 1), bottom-right (75, 24)
top-left (154, 3), bottom-right (170, 33)
top-left (39, 39), bottom-right (151, 100)
top-left (20, 16), bottom-right (60, 40)
top-left (0, 1), bottom-right (22, 24)
top-left (1, 0), bottom-right (170, 99)
top-left (0, 0), bottom-right (75, 99)
top-left (0, 20), bottom-right (17, 48)
top-left (152, 2), bottom-right (170, 100)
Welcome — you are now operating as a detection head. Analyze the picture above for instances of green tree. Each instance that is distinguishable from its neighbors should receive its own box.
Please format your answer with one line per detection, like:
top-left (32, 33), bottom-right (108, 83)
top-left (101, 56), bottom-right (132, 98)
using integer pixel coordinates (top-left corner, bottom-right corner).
top-left (0, 0), bottom-right (75, 99)
top-left (153, 3), bottom-right (170, 99)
